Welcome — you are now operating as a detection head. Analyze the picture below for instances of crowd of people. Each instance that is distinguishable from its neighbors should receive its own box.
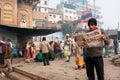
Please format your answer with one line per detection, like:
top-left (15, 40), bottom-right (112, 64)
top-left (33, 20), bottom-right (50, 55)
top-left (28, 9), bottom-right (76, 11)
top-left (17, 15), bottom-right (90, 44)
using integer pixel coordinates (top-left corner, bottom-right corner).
top-left (0, 18), bottom-right (119, 80)
top-left (24, 34), bottom-right (85, 69)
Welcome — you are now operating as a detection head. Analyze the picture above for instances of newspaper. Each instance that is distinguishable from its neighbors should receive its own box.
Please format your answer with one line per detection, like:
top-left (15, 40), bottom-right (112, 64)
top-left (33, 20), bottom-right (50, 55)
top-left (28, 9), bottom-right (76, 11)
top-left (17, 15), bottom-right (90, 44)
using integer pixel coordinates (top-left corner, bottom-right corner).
top-left (84, 29), bottom-right (104, 48)
top-left (74, 29), bottom-right (104, 48)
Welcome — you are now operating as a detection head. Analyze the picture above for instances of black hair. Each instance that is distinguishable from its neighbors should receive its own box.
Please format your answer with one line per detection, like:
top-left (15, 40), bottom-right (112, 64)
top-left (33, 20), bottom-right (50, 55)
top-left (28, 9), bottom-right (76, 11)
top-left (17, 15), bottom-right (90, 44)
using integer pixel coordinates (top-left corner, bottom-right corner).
top-left (42, 37), bottom-right (46, 41)
top-left (88, 18), bottom-right (97, 26)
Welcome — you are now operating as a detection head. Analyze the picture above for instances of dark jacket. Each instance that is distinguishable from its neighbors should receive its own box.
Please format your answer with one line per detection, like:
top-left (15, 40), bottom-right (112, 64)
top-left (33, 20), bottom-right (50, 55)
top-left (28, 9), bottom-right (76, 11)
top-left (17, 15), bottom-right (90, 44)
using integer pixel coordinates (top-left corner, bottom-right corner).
top-left (4, 46), bottom-right (12, 59)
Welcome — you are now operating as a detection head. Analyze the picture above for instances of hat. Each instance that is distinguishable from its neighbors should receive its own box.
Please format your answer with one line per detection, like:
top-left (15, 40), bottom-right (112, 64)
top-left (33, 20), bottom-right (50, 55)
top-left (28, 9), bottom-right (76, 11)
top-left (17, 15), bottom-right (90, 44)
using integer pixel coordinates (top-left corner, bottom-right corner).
top-left (66, 34), bottom-right (70, 36)
top-left (0, 40), bottom-right (5, 44)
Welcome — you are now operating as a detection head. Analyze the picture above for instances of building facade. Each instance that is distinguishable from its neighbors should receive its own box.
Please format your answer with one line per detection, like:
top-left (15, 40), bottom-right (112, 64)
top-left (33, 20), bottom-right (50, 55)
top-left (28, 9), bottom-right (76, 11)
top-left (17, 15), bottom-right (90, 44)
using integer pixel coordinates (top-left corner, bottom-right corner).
top-left (0, 0), bottom-right (18, 43)
top-left (57, 2), bottom-right (78, 21)
top-left (33, 0), bottom-right (48, 20)
top-left (33, 0), bottom-right (61, 29)
top-left (0, 0), bottom-right (17, 26)
top-left (0, 0), bottom-right (45, 48)
top-left (57, 0), bottom-right (103, 31)
top-left (48, 8), bottom-right (62, 23)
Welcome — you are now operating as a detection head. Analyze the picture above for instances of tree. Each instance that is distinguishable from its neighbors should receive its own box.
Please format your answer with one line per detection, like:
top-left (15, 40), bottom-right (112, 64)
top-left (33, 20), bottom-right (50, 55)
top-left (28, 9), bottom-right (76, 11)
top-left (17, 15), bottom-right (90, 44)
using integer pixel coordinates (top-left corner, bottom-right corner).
top-left (61, 21), bottom-right (72, 36)
top-left (58, 20), bottom-right (81, 37)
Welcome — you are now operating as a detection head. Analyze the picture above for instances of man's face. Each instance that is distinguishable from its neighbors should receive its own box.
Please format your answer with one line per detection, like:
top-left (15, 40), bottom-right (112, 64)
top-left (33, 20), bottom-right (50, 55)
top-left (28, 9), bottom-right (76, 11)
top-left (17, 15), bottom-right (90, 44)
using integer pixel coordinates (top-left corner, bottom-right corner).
top-left (89, 24), bottom-right (96, 31)
top-left (66, 36), bottom-right (69, 39)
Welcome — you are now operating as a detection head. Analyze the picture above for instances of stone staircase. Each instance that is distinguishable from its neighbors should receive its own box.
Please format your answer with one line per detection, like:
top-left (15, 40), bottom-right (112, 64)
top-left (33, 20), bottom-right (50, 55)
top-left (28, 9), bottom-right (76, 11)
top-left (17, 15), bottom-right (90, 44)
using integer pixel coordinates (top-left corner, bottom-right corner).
top-left (8, 72), bottom-right (32, 80)
top-left (7, 67), bottom-right (48, 80)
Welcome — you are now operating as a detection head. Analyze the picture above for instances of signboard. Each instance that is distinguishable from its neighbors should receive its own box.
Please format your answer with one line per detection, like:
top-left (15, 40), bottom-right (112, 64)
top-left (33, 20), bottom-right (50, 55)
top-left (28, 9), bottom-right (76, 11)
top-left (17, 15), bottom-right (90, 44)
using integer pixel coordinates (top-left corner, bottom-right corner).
top-left (80, 8), bottom-right (92, 22)
top-left (3, 4), bottom-right (13, 22)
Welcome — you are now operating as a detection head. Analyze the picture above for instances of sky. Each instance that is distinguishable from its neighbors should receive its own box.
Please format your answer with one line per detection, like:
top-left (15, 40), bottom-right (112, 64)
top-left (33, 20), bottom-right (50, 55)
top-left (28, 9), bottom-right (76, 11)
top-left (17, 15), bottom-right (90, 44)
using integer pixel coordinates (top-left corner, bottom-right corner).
top-left (49, 0), bottom-right (120, 30)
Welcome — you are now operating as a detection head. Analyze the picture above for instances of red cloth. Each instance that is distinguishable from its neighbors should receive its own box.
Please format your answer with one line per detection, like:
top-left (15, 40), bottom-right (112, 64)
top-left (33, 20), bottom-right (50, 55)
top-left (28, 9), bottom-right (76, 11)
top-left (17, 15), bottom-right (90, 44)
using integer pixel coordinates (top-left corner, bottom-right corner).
top-left (1, 44), bottom-right (6, 53)
top-left (25, 49), bottom-right (31, 59)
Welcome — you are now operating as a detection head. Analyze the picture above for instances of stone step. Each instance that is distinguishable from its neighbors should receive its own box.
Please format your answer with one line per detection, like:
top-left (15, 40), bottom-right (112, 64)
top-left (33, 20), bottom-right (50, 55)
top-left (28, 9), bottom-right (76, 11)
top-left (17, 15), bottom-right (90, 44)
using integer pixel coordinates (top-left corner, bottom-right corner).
top-left (13, 67), bottom-right (48, 80)
top-left (7, 72), bottom-right (32, 80)
top-left (12, 67), bottom-right (76, 80)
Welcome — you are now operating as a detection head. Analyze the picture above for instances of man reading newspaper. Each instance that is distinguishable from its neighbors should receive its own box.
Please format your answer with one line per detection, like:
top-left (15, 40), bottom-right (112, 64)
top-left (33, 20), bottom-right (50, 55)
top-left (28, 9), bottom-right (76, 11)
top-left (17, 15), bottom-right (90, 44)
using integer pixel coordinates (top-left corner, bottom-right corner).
top-left (84, 18), bottom-right (109, 80)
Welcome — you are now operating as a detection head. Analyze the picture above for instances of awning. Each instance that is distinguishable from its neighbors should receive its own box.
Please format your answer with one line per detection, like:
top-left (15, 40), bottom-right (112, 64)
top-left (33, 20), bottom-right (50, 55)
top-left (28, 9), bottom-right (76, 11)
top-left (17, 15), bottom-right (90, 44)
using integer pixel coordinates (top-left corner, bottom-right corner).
top-left (0, 25), bottom-right (60, 36)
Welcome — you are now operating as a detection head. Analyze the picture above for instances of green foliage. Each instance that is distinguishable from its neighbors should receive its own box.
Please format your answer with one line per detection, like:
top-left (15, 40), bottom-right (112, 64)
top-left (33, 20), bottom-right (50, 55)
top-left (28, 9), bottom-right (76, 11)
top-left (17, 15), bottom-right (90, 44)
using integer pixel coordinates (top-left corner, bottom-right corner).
top-left (60, 20), bottom-right (81, 37)
top-left (61, 21), bottom-right (72, 36)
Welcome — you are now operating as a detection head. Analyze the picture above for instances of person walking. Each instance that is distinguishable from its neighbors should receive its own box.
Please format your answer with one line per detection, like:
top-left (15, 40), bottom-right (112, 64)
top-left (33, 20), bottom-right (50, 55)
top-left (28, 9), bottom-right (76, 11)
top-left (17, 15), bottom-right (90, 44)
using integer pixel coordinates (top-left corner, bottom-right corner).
top-left (4, 43), bottom-right (13, 72)
top-left (64, 34), bottom-right (72, 62)
top-left (113, 38), bottom-right (119, 55)
top-left (85, 18), bottom-right (109, 80)
top-left (40, 37), bottom-right (50, 66)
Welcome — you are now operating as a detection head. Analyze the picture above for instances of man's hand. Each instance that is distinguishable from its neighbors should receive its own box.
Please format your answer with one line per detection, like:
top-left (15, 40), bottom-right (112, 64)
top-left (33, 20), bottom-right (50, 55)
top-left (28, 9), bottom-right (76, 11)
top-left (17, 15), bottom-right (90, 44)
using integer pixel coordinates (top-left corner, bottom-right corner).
top-left (96, 34), bottom-right (106, 41)
top-left (101, 34), bottom-right (106, 40)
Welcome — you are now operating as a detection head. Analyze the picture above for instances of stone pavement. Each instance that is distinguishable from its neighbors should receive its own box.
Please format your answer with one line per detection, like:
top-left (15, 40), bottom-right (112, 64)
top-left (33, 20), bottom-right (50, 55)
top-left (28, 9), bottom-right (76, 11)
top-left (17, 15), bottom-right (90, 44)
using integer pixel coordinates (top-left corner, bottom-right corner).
top-left (1, 55), bottom-right (120, 80)
top-left (11, 56), bottom-right (120, 80)
top-left (12, 57), bottom-right (87, 80)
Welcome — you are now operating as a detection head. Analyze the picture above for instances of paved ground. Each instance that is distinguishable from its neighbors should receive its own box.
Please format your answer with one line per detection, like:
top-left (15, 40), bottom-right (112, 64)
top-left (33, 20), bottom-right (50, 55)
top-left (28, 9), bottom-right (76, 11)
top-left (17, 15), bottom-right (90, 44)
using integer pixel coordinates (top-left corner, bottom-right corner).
top-left (0, 55), bottom-right (120, 80)
top-left (13, 56), bottom-right (120, 80)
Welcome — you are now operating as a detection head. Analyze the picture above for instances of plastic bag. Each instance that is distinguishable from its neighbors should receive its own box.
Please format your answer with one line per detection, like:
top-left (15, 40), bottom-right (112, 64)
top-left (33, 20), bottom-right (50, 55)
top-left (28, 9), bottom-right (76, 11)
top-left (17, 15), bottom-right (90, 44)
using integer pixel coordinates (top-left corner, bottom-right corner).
top-left (63, 51), bottom-right (66, 57)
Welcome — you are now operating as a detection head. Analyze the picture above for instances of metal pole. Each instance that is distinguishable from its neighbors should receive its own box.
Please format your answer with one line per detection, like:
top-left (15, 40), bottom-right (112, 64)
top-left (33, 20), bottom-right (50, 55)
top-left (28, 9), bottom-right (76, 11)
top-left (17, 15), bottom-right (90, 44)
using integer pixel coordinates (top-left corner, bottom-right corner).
top-left (117, 22), bottom-right (119, 40)
top-left (85, 0), bottom-right (88, 9)
top-left (93, 0), bottom-right (95, 18)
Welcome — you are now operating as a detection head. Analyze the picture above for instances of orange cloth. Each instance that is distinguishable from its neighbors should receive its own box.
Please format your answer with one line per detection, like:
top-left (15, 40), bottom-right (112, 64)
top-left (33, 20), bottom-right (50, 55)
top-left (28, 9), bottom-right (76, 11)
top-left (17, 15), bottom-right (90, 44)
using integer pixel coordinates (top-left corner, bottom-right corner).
top-left (76, 56), bottom-right (85, 67)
